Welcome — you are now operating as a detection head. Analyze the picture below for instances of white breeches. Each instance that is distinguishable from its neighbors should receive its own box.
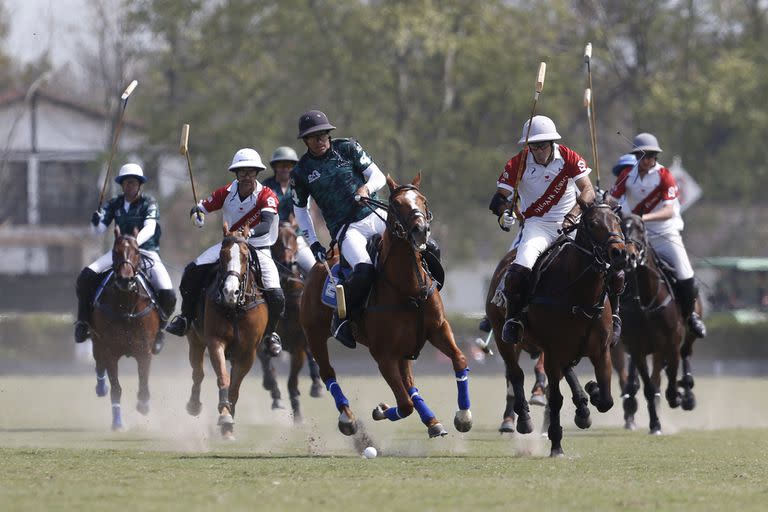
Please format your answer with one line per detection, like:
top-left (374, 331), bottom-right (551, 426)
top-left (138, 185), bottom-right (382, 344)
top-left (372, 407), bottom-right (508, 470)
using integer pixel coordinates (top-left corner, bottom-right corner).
top-left (649, 231), bottom-right (694, 280)
top-left (88, 249), bottom-right (173, 290)
top-left (340, 209), bottom-right (387, 268)
top-left (296, 234), bottom-right (316, 275)
top-left (194, 242), bottom-right (281, 289)
top-left (511, 218), bottom-right (565, 269)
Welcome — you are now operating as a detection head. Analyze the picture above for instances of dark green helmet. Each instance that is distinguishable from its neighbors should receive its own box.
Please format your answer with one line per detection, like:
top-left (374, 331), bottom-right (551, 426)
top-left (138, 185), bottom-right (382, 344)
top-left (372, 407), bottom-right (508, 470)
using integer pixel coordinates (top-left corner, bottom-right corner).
top-left (297, 110), bottom-right (336, 139)
top-left (269, 146), bottom-right (299, 165)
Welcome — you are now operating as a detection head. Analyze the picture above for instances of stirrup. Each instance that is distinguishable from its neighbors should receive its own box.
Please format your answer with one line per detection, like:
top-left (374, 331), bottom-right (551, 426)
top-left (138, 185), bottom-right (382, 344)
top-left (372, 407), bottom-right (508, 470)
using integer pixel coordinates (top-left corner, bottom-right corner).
top-left (74, 320), bottom-right (90, 344)
top-left (263, 332), bottom-right (282, 357)
top-left (166, 315), bottom-right (189, 336)
top-left (332, 318), bottom-right (357, 349)
top-left (501, 318), bottom-right (523, 345)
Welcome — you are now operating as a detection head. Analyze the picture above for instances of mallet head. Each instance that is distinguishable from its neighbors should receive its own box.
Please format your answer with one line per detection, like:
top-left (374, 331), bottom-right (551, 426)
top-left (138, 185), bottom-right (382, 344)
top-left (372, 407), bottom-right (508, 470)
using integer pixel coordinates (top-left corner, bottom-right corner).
top-left (180, 124), bottom-right (190, 155)
top-left (121, 80), bottom-right (138, 101)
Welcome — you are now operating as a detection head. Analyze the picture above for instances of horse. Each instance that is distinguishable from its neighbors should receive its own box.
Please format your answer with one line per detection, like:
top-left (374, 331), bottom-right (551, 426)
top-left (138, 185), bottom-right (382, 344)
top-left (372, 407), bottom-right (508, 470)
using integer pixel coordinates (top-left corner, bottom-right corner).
top-left (258, 221), bottom-right (323, 422)
top-left (184, 223), bottom-right (268, 439)
top-left (489, 200), bottom-right (626, 456)
top-left (90, 227), bottom-right (161, 431)
top-left (619, 213), bottom-right (698, 433)
top-left (300, 173), bottom-right (472, 438)
top-left (486, 252), bottom-right (594, 436)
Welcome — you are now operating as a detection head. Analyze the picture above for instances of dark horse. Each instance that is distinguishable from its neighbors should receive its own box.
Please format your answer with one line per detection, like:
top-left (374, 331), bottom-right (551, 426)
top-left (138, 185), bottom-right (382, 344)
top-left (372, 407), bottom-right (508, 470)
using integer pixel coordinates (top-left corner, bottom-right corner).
top-left (258, 221), bottom-right (323, 422)
top-left (619, 213), bottom-right (699, 433)
top-left (90, 227), bottom-right (161, 430)
top-left (489, 201), bottom-right (626, 456)
top-left (300, 173), bottom-right (472, 438)
top-left (185, 224), bottom-right (268, 440)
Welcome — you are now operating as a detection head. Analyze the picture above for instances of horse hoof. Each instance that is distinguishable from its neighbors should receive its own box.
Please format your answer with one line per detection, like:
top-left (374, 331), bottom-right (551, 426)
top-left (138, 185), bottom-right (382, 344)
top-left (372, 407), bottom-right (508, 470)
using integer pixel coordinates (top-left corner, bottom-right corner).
top-left (271, 399), bottom-right (285, 410)
top-left (293, 413), bottom-right (304, 425)
top-left (516, 416), bottom-right (534, 435)
top-left (338, 420), bottom-right (357, 436)
top-left (649, 428), bottom-right (662, 436)
top-left (667, 392), bottom-right (681, 409)
top-left (574, 412), bottom-right (592, 430)
top-left (136, 400), bottom-right (150, 416)
top-left (428, 423), bottom-right (448, 438)
top-left (454, 409), bottom-right (473, 433)
top-left (372, 403), bottom-right (388, 421)
top-left (624, 419), bottom-right (636, 431)
top-left (550, 447), bottom-right (564, 458)
top-left (499, 418), bottom-right (515, 433)
top-left (681, 394), bottom-right (696, 411)
top-left (217, 413), bottom-right (234, 426)
top-left (186, 401), bottom-right (202, 416)
top-left (111, 423), bottom-right (125, 432)
top-left (310, 381), bottom-right (324, 398)
top-left (529, 394), bottom-right (547, 407)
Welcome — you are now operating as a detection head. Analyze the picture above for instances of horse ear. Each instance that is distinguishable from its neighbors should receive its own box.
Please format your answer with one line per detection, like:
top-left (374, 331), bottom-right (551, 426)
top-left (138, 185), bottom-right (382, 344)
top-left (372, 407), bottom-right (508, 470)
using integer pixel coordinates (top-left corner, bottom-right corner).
top-left (114, 226), bottom-right (120, 238)
top-left (222, 222), bottom-right (229, 236)
top-left (386, 174), bottom-right (397, 192)
top-left (411, 172), bottom-right (421, 189)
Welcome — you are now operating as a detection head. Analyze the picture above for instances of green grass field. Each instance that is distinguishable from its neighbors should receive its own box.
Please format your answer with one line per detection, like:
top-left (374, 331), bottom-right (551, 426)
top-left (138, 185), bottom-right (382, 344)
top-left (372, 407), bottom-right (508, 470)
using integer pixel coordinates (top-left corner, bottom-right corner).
top-left (1, 371), bottom-right (767, 511)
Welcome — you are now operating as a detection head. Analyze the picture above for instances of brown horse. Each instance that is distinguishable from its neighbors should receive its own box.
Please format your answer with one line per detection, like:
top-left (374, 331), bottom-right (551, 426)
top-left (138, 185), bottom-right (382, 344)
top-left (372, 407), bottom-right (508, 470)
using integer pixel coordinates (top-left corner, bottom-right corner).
top-left (91, 227), bottom-right (161, 430)
top-left (489, 201), bottom-right (626, 456)
top-left (258, 221), bottom-right (323, 422)
top-left (300, 173), bottom-right (472, 438)
top-left (619, 213), bottom-right (699, 433)
top-left (184, 224), bottom-right (268, 439)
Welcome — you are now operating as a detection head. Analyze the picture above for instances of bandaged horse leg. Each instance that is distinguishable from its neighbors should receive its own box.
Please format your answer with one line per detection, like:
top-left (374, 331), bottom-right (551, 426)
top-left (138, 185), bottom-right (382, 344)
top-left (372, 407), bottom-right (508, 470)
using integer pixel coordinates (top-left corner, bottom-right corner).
top-left (501, 263), bottom-right (532, 344)
top-left (607, 270), bottom-right (625, 346)
top-left (325, 377), bottom-right (357, 435)
top-left (426, 320), bottom-right (473, 433)
top-left (262, 288), bottom-right (285, 357)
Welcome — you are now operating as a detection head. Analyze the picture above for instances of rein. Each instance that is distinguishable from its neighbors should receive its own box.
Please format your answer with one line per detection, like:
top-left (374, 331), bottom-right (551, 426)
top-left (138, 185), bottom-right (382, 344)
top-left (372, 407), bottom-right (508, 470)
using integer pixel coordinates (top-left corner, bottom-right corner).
top-left (621, 218), bottom-right (674, 314)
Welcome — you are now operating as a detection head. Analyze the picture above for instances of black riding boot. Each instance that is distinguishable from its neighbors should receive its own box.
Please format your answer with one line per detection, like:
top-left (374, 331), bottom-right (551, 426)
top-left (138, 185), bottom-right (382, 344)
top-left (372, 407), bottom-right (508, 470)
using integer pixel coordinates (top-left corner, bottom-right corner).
top-left (166, 262), bottom-right (210, 336)
top-left (607, 270), bottom-right (625, 347)
top-left (332, 263), bottom-right (376, 349)
top-left (262, 288), bottom-right (285, 357)
top-left (74, 267), bottom-right (101, 343)
top-left (153, 289), bottom-right (177, 354)
top-left (676, 277), bottom-right (707, 338)
top-left (501, 264), bottom-right (532, 344)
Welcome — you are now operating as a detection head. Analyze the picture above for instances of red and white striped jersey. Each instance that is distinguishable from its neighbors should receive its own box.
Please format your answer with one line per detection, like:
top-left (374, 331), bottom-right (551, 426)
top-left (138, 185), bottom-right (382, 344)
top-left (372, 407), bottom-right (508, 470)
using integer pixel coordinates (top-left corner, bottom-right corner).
top-left (497, 144), bottom-right (591, 221)
top-left (610, 163), bottom-right (683, 234)
top-left (200, 180), bottom-right (279, 244)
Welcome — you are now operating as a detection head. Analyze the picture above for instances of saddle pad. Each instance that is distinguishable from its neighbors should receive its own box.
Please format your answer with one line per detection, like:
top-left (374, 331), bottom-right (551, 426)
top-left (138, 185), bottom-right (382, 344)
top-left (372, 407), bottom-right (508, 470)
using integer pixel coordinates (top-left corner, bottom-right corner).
top-left (320, 263), bottom-right (352, 309)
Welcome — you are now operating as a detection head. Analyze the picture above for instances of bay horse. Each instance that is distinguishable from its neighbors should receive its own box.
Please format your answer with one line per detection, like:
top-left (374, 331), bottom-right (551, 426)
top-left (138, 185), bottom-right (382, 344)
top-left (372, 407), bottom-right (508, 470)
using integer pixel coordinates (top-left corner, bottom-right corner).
top-left (90, 227), bottom-right (161, 431)
top-left (184, 224), bottom-right (268, 439)
top-left (490, 200), bottom-right (626, 456)
top-left (258, 221), bottom-right (323, 422)
top-left (619, 213), bottom-right (698, 433)
top-left (300, 173), bottom-right (472, 438)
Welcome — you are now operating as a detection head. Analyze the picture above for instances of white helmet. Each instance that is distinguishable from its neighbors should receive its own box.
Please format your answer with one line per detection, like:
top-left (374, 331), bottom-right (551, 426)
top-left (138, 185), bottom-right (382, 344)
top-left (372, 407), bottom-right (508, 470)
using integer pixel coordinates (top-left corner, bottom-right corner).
top-left (228, 148), bottom-right (266, 172)
top-left (518, 115), bottom-right (561, 144)
top-left (115, 163), bottom-right (147, 184)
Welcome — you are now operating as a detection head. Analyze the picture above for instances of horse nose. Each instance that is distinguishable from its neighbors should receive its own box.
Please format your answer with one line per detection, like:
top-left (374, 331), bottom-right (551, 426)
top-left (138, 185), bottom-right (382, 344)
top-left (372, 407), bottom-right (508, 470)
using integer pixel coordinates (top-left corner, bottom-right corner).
top-left (610, 246), bottom-right (627, 269)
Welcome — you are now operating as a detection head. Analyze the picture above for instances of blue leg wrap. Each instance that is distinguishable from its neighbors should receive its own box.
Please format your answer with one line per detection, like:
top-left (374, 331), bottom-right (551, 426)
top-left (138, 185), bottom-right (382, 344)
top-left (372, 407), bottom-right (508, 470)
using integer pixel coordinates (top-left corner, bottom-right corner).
top-left (455, 368), bottom-right (471, 410)
top-left (409, 387), bottom-right (436, 425)
top-left (325, 378), bottom-right (349, 411)
top-left (384, 406), bottom-right (403, 421)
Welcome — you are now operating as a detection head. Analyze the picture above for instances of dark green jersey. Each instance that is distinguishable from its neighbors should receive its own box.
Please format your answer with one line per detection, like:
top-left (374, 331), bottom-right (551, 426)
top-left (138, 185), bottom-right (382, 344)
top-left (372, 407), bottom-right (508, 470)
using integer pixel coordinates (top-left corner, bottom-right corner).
top-left (102, 194), bottom-right (161, 252)
top-left (291, 138), bottom-right (378, 238)
top-left (262, 176), bottom-right (294, 223)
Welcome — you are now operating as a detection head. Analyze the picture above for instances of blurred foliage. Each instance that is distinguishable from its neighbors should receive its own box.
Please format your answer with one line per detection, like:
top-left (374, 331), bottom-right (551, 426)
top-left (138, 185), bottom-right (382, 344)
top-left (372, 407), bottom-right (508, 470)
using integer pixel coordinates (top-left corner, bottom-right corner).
top-left (106, 0), bottom-right (768, 260)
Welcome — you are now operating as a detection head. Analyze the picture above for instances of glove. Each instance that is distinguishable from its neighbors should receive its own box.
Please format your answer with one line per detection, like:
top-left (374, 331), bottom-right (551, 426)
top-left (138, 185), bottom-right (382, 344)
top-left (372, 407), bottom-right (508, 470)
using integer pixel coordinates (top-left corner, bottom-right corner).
top-left (190, 206), bottom-right (205, 228)
top-left (91, 210), bottom-right (105, 227)
top-left (310, 241), bottom-right (327, 263)
top-left (562, 213), bottom-right (578, 231)
top-left (498, 210), bottom-right (515, 231)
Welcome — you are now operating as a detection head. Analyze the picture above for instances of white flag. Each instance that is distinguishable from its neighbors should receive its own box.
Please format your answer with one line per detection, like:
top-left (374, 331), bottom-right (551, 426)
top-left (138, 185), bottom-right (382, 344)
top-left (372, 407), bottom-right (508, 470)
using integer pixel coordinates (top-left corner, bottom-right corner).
top-left (669, 155), bottom-right (702, 212)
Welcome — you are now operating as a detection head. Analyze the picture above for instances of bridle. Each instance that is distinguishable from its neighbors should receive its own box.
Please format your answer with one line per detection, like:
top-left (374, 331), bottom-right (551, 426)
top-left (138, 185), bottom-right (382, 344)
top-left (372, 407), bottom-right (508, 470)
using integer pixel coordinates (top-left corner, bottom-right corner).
top-left (112, 235), bottom-right (141, 291)
top-left (572, 203), bottom-right (626, 271)
top-left (622, 216), bottom-right (647, 268)
top-left (219, 235), bottom-right (254, 308)
top-left (358, 184), bottom-right (433, 251)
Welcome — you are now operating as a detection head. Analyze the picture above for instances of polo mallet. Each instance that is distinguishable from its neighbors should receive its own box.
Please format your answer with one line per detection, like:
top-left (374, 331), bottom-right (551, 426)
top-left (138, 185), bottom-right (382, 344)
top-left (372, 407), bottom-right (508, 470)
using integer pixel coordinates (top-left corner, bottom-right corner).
top-left (321, 258), bottom-right (346, 319)
top-left (179, 123), bottom-right (203, 222)
top-left (474, 331), bottom-right (494, 356)
top-left (584, 43), bottom-right (601, 191)
top-left (508, 62), bottom-right (547, 223)
top-left (97, 79), bottom-right (138, 210)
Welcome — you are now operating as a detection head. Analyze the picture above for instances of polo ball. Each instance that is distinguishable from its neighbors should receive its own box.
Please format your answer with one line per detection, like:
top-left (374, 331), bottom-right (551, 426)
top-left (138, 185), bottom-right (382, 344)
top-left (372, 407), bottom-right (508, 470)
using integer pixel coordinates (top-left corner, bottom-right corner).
top-left (362, 446), bottom-right (377, 459)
